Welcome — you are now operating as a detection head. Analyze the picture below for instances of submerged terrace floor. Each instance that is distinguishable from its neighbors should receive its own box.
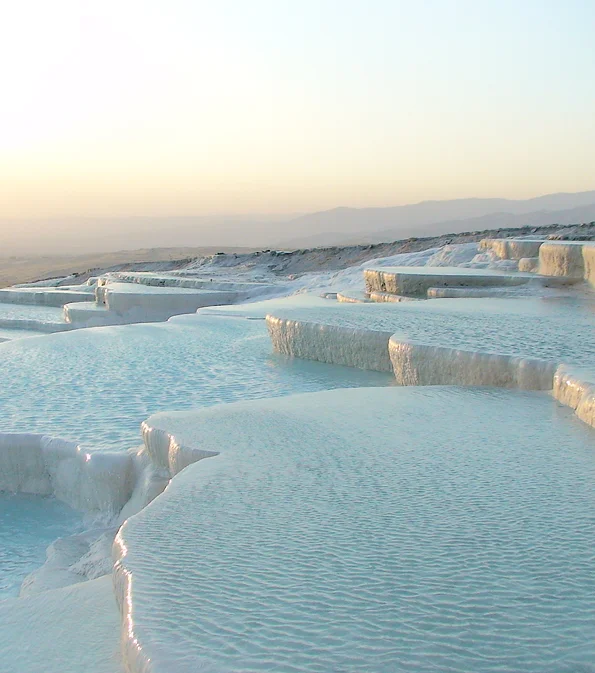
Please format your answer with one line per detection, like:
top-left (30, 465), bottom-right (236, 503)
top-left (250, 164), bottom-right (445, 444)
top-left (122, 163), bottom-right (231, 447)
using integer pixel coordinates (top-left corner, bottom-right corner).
top-left (1, 240), bottom-right (595, 672)
top-left (0, 494), bottom-right (82, 598)
top-left (117, 387), bottom-right (595, 673)
top-left (264, 293), bottom-right (595, 368)
top-left (0, 315), bottom-right (391, 451)
top-left (0, 303), bottom-right (65, 323)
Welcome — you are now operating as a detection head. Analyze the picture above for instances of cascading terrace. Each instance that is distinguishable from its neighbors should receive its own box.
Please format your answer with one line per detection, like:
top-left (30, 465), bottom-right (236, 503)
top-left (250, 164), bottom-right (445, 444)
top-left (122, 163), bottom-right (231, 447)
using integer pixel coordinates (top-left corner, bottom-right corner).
top-left (2, 236), bottom-right (595, 673)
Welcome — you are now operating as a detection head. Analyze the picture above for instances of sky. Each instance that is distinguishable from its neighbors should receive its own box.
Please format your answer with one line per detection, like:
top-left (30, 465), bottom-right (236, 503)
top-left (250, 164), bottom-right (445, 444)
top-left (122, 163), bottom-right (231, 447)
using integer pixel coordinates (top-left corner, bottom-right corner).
top-left (0, 0), bottom-right (594, 221)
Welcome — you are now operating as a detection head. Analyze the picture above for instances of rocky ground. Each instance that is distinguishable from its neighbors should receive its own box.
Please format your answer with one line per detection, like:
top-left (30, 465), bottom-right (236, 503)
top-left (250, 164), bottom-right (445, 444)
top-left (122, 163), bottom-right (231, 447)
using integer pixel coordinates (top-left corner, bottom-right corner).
top-left (7, 221), bottom-right (595, 288)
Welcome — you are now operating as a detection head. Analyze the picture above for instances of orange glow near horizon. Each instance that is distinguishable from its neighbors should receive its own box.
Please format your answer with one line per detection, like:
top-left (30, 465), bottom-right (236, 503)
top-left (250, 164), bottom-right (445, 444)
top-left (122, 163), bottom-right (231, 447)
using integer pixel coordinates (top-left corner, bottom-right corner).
top-left (0, 0), bottom-right (593, 221)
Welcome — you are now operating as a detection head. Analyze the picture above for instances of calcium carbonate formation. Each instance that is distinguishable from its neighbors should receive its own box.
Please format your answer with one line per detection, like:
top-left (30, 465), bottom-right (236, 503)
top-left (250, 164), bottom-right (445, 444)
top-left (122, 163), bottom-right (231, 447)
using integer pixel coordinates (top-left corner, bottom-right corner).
top-left (0, 234), bottom-right (594, 672)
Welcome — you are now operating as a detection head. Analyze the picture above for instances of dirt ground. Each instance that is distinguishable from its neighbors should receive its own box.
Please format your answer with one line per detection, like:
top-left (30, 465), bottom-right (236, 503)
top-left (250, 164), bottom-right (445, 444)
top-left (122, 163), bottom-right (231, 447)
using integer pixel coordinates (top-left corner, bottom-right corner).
top-left (0, 246), bottom-right (257, 288)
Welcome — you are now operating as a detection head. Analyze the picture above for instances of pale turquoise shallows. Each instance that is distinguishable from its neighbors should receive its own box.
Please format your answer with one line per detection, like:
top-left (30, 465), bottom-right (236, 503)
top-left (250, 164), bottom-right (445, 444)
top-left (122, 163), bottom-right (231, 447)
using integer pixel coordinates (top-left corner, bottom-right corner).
top-left (117, 386), bottom-right (595, 673)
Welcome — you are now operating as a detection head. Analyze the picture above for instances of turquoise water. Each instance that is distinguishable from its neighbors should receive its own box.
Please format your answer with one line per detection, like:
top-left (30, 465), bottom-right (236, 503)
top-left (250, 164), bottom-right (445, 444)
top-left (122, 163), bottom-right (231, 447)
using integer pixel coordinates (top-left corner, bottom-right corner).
top-left (0, 494), bottom-right (81, 599)
top-left (0, 316), bottom-right (392, 451)
top-left (0, 303), bottom-right (65, 323)
top-left (0, 328), bottom-right (48, 341)
top-left (120, 387), bottom-right (595, 673)
top-left (269, 295), bottom-right (595, 367)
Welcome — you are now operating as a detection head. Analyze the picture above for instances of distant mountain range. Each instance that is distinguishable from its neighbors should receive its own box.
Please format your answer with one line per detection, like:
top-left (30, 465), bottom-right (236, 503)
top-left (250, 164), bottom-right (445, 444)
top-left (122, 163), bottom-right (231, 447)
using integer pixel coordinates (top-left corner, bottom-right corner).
top-left (274, 192), bottom-right (595, 248)
top-left (2, 191), bottom-right (595, 255)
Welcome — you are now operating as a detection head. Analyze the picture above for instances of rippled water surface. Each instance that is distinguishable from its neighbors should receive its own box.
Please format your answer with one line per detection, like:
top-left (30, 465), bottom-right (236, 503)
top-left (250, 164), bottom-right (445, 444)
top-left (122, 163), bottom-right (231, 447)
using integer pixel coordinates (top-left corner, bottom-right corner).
top-left (0, 316), bottom-right (391, 451)
top-left (121, 387), bottom-right (595, 673)
top-left (0, 303), bottom-right (65, 323)
top-left (0, 328), bottom-right (48, 341)
top-left (270, 295), bottom-right (595, 366)
top-left (0, 494), bottom-right (81, 598)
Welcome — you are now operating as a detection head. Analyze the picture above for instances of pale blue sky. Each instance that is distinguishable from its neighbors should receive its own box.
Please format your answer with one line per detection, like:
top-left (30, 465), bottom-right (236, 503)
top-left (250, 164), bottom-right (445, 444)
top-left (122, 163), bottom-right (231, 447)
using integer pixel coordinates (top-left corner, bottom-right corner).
top-left (0, 0), bottom-right (593, 217)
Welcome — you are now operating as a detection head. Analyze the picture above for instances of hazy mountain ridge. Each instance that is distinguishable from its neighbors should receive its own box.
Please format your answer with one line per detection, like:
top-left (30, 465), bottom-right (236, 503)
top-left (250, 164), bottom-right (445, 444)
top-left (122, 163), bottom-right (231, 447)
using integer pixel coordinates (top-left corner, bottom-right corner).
top-left (276, 192), bottom-right (595, 247)
top-left (1, 191), bottom-right (594, 255)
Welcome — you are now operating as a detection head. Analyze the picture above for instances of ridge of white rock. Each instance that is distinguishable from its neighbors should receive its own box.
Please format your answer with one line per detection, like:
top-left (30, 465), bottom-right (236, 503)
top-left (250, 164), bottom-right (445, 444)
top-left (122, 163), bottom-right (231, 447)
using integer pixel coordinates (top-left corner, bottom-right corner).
top-left (0, 268), bottom-right (280, 338)
top-left (0, 433), bottom-right (135, 516)
top-left (388, 338), bottom-right (556, 390)
top-left (267, 315), bottom-right (395, 372)
top-left (267, 315), bottom-right (556, 391)
top-left (478, 236), bottom-right (595, 285)
top-left (0, 287), bottom-right (94, 306)
top-left (93, 283), bottom-right (247, 325)
top-left (63, 301), bottom-right (123, 327)
top-left (103, 270), bottom-right (273, 292)
top-left (140, 420), bottom-right (219, 477)
top-left (0, 317), bottom-right (73, 333)
top-left (266, 296), bottom-right (595, 366)
top-left (518, 257), bottom-right (540, 272)
top-left (62, 282), bottom-right (257, 327)
top-left (583, 244), bottom-right (595, 285)
top-left (265, 294), bottom-right (595, 427)
top-left (364, 266), bottom-right (535, 297)
top-left (368, 290), bottom-right (416, 302)
top-left (479, 238), bottom-right (545, 260)
top-left (426, 286), bottom-right (525, 298)
top-left (336, 290), bottom-right (372, 303)
top-left (538, 241), bottom-right (590, 278)
top-left (552, 366), bottom-right (595, 428)
top-left (0, 427), bottom-right (207, 528)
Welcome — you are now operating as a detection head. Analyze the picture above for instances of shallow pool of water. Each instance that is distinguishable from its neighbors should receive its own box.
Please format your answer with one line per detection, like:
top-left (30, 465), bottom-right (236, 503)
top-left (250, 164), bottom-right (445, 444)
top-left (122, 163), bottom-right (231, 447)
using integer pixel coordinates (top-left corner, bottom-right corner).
top-left (0, 316), bottom-right (392, 451)
top-left (269, 295), bottom-right (595, 367)
top-left (0, 303), bottom-right (65, 323)
top-left (0, 494), bottom-right (81, 599)
top-left (120, 387), bottom-right (595, 673)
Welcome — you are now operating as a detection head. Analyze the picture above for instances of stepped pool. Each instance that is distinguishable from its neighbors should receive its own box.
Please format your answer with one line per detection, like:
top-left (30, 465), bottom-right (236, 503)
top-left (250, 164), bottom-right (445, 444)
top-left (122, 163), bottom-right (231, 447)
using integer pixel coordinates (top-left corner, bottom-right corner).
top-left (0, 314), bottom-right (392, 452)
top-left (0, 494), bottom-right (81, 598)
top-left (1, 285), bottom-right (595, 672)
top-left (0, 303), bottom-right (65, 323)
top-left (265, 294), bottom-right (595, 367)
top-left (117, 386), bottom-right (595, 673)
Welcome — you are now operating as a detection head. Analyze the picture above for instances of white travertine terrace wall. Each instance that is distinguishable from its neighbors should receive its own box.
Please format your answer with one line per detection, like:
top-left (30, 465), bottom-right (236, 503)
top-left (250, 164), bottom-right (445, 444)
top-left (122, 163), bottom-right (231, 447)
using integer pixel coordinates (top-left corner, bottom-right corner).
top-left (63, 302), bottom-right (124, 327)
top-left (552, 366), bottom-right (595, 429)
top-left (479, 238), bottom-right (595, 281)
top-left (538, 242), bottom-right (587, 278)
top-left (0, 289), bottom-right (93, 306)
top-left (266, 313), bottom-right (595, 429)
top-left (69, 285), bottom-right (250, 326)
top-left (111, 416), bottom-right (225, 672)
top-left (426, 287), bottom-right (514, 298)
top-left (104, 288), bottom-right (241, 316)
top-left (368, 291), bottom-right (416, 303)
top-left (518, 257), bottom-right (540, 273)
top-left (364, 268), bottom-right (530, 297)
top-left (140, 421), bottom-right (218, 476)
top-left (0, 434), bottom-right (134, 515)
top-left (336, 292), bottom-right (372, 303)
top-left (105, 271), bottom-right (273, 294)
top-left (266, 315), bottom-right (394, 372)
top-left (0, 423), bottom-right (216, 522)
top-left (388, 338), bottom-right (556, 390)
top-left (582, 245), bottom-right (595, 286)
top-left (95, 285), bottom-right (108, 304)
top-left (267, 314), bottom-right (555, 391)
top-left (479, 238), bottom-right (544, 260)
top-left (0, 318), bottom-right (73, 333)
